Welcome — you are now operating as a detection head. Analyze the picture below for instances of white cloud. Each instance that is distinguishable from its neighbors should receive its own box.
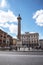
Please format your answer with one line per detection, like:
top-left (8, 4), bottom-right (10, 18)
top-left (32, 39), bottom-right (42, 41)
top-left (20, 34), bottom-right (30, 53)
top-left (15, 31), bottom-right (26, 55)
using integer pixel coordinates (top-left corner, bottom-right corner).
top-left (9, 24), bottom-right (17, 35)
top-left (0, 0), bottom-right (8, 8)
top-left (33, 9), bottom-right (43, 26)
top-left (0, 10), bottom-right (17, 23)
top-left (0, 26), bottom-right (4, 31)
top-left (0, 23), bottom-right (18, 35)
top-left (0, 23), bottom-right (9, 28)
top-left (0, 9), bottom-right (18, 35)
top-left (30, 32), bottom-right (36, 33)
top-left (0, 0), bottom-right (18, 37)
top-left (13, 36), bottom-right (17, 39)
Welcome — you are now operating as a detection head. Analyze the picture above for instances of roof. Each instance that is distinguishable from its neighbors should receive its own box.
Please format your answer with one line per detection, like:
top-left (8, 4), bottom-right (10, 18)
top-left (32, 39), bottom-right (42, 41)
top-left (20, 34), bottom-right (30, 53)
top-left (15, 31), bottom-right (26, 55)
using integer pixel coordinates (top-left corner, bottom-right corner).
top-left (21, 32), bottom-right (39, 36)
top-left (0, 29), bottom-right (12, 38)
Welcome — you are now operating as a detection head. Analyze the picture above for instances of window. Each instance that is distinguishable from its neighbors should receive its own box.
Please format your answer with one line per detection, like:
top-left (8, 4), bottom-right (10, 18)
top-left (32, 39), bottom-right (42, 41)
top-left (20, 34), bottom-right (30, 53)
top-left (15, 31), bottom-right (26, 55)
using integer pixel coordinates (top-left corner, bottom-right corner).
top-left (3, 40), bottom-right (6, 43)
top-left (34, 35), bottom-right (35, 37)
top-left (24, 36), bottom-right (25, 38)
top-left (34, 40), bottom-right (36, 43)
top-left (4, 36), bottom-right (6, 38)
top-left (32, 41), bottom-right (33, 43)
top-left (0, 35), bottom-right (2, 37)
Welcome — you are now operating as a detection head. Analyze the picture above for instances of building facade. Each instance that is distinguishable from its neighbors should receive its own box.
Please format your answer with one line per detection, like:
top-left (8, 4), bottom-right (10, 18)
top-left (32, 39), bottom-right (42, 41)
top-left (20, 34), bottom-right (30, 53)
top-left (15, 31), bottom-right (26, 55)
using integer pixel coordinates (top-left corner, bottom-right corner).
top-left (39, 39), bottom-right (43, 44)
top-left (21, 32), bottom-right (39, 48)
top-left (39, 39), bottom-right (43, 49)
top-left (0, 29), bottom-right (13, 47)
top-left (13, 38), bottom-right (17, 46)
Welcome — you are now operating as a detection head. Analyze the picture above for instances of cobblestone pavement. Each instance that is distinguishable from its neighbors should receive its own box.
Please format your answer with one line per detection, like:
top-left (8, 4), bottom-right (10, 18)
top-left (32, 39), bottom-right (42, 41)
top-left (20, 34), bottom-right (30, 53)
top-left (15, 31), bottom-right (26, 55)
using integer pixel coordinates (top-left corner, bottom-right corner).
top-left (0, 51), bottom-right (43, 65)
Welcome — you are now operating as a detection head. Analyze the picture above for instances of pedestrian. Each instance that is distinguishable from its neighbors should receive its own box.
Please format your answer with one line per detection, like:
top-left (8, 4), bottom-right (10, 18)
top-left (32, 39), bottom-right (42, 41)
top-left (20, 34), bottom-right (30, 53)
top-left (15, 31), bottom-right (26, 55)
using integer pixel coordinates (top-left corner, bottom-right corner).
top-left (19, 46), bottom-right (20, 51)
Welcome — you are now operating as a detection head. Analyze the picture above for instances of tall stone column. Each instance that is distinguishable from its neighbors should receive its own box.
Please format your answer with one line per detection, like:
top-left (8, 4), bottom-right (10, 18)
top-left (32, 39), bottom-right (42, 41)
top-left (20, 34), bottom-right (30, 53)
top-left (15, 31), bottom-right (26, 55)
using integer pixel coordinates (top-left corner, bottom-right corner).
top-left (17, 14), bottom-right (22, 40)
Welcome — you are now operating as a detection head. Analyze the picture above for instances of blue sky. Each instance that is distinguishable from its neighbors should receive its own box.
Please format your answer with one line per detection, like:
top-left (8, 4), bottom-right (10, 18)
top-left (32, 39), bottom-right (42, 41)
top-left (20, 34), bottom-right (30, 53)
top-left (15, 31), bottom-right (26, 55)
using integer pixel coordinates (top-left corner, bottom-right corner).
top-left (0, 0), bottom-right (43, 39)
